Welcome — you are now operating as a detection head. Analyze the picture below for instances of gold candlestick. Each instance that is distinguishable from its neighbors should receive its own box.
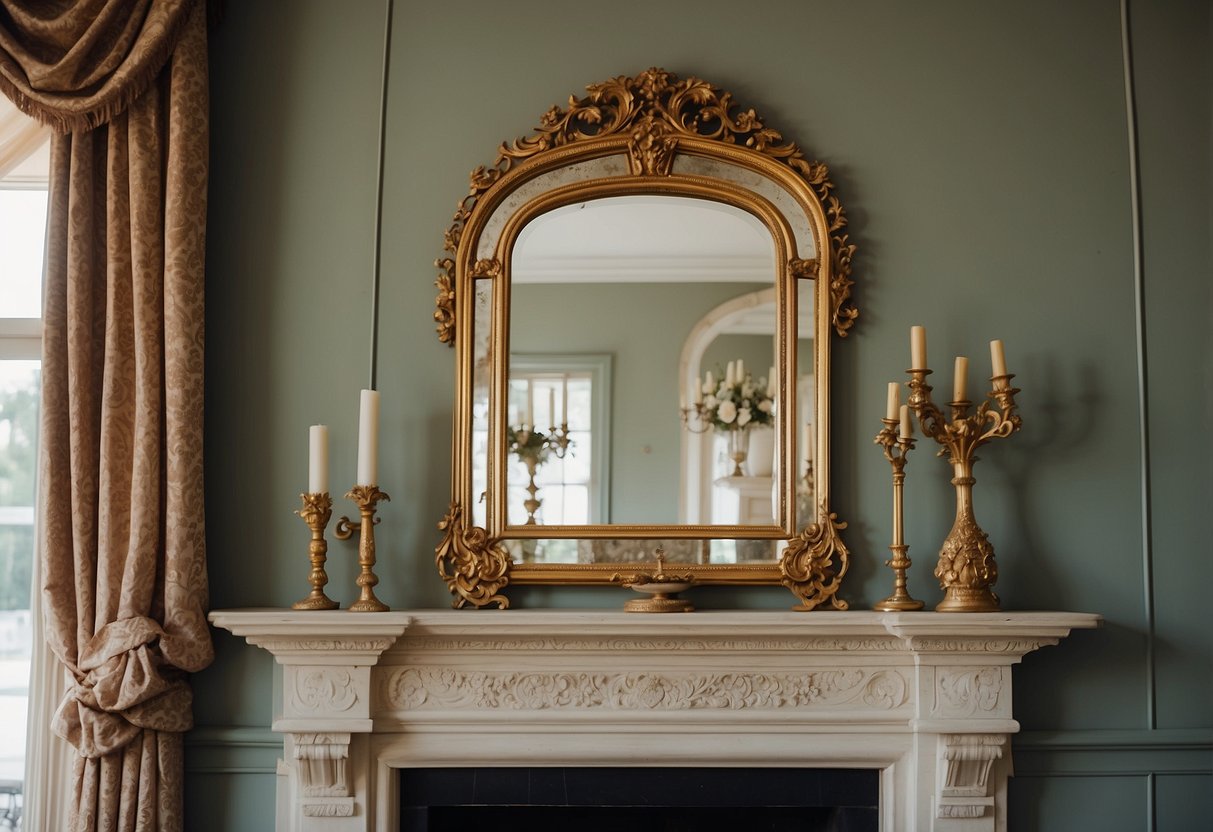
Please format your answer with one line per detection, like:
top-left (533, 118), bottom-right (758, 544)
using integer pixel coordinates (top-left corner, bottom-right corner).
top-left (334, 484), bottom-right (391, 612)
top-left (907, 369), bottom-right (1021, 612)
top-left (292, 492), bottom-right (339, 610)
top-left (872, 419), bottom-right (923, 611)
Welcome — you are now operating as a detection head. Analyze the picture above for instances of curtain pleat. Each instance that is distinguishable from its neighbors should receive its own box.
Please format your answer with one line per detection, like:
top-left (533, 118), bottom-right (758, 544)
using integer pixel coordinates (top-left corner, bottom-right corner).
top-left (4, 1), bottom-right (212, 828)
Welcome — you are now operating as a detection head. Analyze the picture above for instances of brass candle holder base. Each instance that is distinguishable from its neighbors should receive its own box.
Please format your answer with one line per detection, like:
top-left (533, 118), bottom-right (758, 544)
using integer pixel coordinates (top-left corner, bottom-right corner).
top-left (907, 369), bottom-right (1021, 613)
top-left (623, 587), bottom-right (694, 614)
top-left (335, 484), bottom-right (391, 612)
top-left (872, 417), bottom-right (923, 612)
top-left (292, 492), bottom-right (340, 611)
top-left (873, 544), bottom-right (925, 612)
top-left (614, 548), bottom-right (695, 614)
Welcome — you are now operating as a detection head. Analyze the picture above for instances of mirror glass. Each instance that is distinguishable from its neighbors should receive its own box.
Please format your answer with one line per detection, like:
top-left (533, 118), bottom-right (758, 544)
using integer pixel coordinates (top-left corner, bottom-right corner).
top-left (500, 195), bottom-right (809, 555)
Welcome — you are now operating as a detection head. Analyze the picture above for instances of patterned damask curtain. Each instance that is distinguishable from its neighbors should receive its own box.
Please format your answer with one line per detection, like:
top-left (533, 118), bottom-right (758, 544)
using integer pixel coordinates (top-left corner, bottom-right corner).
top-left (0, 1), bottom-right (212, 829)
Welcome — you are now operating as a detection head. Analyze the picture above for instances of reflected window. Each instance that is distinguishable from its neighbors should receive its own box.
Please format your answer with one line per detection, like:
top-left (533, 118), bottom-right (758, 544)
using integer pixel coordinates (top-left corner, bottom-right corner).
top-left (507, 355), bottom-right (611, 531)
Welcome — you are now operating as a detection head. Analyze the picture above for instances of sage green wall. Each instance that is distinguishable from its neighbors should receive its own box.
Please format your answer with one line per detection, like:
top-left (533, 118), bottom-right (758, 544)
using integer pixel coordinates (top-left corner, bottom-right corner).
top-left (190, 1), bottom-right (1212, 830)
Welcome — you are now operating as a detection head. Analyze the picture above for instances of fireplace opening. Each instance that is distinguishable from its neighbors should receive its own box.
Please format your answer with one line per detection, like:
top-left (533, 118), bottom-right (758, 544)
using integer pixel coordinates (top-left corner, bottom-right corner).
top-left (400, 767), bottom-right (879, 832)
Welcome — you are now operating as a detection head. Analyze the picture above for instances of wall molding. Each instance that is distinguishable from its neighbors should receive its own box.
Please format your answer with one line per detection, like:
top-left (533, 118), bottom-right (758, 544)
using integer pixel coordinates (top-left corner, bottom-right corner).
top-left (185, 725), bottom-right (282, 775)
top-left (1014, 729), bottom-right (1212, 777)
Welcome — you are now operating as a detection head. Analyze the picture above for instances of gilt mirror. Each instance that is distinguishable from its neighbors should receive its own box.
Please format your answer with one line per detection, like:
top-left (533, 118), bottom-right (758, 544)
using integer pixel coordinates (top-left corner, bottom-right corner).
top-left (434, 69), bottom-right (858, 609)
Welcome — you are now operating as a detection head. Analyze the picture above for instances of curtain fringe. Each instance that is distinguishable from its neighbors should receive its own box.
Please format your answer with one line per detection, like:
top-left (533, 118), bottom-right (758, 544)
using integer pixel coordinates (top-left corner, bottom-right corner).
top-left (0, 0), bottom-right (202, 135)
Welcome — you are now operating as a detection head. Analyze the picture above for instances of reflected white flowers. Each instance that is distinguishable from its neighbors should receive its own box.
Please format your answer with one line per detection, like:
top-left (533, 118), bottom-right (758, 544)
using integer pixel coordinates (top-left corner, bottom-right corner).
top-left (717, 400), bottom-right (737, 424)
top-left (758, 399), bottom-right (773, 414)
top-left (737, 407), bottom-right (752, 427)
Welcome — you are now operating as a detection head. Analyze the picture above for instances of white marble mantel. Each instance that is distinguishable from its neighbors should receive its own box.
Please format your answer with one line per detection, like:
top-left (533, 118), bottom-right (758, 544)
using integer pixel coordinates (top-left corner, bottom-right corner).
top-left (209, 609), bottom-right (1100, 832)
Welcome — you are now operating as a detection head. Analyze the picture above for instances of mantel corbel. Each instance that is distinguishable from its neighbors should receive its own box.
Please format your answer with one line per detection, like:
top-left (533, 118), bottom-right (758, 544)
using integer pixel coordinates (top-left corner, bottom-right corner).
top-left (209, 610), bottom-right (413, 828)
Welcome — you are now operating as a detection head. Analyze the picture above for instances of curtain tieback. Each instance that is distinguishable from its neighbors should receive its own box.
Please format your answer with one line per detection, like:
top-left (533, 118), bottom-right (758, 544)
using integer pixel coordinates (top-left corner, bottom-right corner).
top-left (51, 616), bottom-right (194, 758)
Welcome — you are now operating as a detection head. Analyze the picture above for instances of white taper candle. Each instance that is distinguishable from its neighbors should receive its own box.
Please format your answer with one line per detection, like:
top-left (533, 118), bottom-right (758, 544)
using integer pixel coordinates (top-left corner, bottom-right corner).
top-left (356, 389), bottom-right (380, 486)
top-left (309, 424), bottom-right (328, 493)
top-left (953, 356), bottom-right (969, 401)
top-left (990, 339), bottom-right (1007, 377)
top-left (911, 325), bottom-right (927, 370)
top-left (886, 382), bottom-right (900, 421)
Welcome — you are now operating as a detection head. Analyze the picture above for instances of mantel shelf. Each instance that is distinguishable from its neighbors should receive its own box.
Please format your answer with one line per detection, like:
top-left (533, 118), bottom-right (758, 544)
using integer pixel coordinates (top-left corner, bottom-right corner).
top-left (209, 607), bottom-right (1100, 831)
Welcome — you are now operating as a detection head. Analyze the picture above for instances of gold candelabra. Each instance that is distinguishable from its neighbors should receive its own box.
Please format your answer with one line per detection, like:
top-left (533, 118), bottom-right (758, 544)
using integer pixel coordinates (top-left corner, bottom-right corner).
top-left (334, 484), bottom-right (391, 612)
top-left (292, 492), bottom-right (339, 610)
top-left (871, 420), bottom-right (923, 611)
top-left (907, 368), bottom-right (1021, 612)
top-left (509, 424), bottom-right (571, 525)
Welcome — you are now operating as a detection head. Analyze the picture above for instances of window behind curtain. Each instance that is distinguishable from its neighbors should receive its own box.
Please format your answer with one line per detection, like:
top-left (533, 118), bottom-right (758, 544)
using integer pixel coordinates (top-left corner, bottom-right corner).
top-left (0, 130), bottom-right (47, 823)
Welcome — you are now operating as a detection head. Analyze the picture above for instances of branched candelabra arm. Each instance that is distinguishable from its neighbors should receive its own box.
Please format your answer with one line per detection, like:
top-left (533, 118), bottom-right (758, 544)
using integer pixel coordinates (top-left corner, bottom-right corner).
top-left (873, 423), bottom-right (912, 468)
top-left (975, 377), bottom-right (1022, 443)
top-left (905, 373), bottom-right (951, 448)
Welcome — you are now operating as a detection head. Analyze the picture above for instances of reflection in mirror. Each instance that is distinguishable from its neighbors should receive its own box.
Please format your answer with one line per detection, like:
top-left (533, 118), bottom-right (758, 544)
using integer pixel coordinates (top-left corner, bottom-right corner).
top-left (501, 537), bottom-right (773, 565)
top-left (507, 196), bottom-right (780, 538)
top-left (505, 354), bottom-right (611, 531)
top-left (795, 278), bottom-right (816, 532)
top-left (470, 279), bottom-right (493, 528)
top-left (678, 286), bottom-right (814, 543)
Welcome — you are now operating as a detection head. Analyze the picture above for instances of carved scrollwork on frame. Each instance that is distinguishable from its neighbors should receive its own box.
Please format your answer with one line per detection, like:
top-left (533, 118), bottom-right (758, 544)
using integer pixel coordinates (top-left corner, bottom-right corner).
top-left (435, 502), bottom-right (512, 609)
top-left (433, 68), bottom-right (864, 606)
top-left (789, 257), bottom-right (818, 279)
top-left (780, 503), bottom-right (850, 611)
top-left (627, 116), bottom-right (679, 176)
top-left (432, 67), bottom-right (860, 344)
top-left (433, 257), bottom-right (456, 345)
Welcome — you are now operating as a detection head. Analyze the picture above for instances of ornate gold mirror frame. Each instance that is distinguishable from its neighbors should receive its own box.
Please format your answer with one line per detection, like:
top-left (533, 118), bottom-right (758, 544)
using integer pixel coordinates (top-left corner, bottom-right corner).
top-left (433, 68), bottom-right (858, 610)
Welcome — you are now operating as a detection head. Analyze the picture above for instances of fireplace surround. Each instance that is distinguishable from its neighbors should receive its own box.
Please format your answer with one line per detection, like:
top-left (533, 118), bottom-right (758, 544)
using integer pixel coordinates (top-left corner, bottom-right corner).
top-left (209, 609), bottom-right (1099, 831)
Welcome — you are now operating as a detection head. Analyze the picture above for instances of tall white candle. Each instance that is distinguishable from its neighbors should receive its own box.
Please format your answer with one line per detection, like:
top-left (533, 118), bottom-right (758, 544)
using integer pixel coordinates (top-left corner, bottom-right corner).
top-left (801, 422), bottom-right (812, 464)
top-left (990, 339), bottom-right (1007, 377)
top-left (886, 382), bottom-right (900, 421)
top-left (737, 358), bottom-right (745, 381)
top-left (525, 380), bottom-right (533, 428)
top-left (911, 325), bottom-right (927, 370)
top-left (768, 365), bottom-right (777, 399)
top-left (704, 370), bottom-right (715, 392)
top-left (694, 380), bottom-right (703, 405)
top-left (308, 424), bottom-right (329, 493)
top-left (356, 389), bottom-right (380, 486)
top-left (726, 361), bottom-right (736, 387)
top-left (953, 356), bottom-right (969, 401)
top-left (562, 378), bottom-right (569, 425)
top-left (899, 405), bottom-right (912, 440)
top-left (547, 388), bottom-right (555, 427)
